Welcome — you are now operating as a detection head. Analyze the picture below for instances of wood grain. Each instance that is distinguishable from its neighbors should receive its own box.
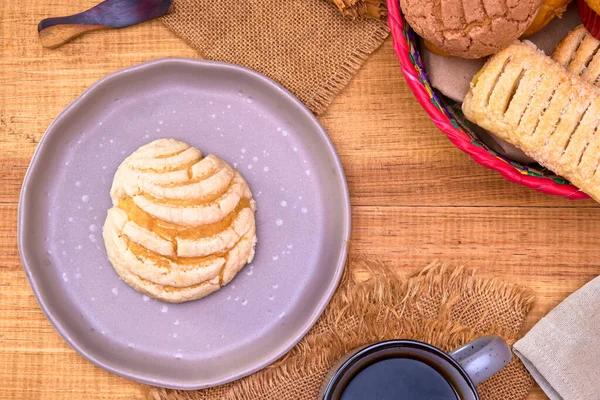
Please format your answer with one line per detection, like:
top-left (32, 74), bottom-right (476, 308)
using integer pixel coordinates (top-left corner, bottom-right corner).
top-left (1, 1), bottom-right (598, 399)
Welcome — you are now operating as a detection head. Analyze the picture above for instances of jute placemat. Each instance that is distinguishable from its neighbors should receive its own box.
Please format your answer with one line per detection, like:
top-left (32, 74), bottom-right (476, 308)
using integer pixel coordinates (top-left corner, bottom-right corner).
top-left (147, 257), bottom-right (536, 400)
top-left (160, 0), bottom-right (389, 115)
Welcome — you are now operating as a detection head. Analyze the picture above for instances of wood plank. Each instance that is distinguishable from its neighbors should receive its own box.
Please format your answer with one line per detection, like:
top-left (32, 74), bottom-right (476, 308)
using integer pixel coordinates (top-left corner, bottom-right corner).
top-left (349, 205), bottom-right (600, 330)
top-left (5, 203), bottom-right (598, 332)
top-left (3, 0), bottom-right (597, 398)
top-left (0, 11), bottom-right (596, 209)
top-left (0, 2), bottom-right (198, 398)
top-left (3, 198), bottom-right (598, 398)
top-left (0, 203), bottom-right (143, 399)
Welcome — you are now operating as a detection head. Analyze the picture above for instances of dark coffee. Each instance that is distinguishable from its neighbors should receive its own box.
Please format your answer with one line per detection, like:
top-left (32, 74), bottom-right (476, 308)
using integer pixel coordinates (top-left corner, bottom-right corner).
top-left (321, 341), bottom-right (478, 400)
top-left (340, 358), bottom-right (458, 400)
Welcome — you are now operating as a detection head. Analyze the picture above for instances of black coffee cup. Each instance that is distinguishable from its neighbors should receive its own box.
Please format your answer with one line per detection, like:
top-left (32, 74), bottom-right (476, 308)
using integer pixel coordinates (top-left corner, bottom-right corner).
top-left (319, 336), bottom-right (511, 400)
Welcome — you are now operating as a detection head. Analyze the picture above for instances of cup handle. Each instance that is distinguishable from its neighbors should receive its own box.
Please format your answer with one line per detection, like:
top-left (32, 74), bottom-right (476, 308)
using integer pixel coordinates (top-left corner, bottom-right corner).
top-left (448, 335), bottom-right (512, 386)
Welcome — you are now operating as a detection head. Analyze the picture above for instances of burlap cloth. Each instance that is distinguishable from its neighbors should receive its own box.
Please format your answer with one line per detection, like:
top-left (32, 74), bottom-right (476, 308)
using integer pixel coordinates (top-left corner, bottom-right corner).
top-left (160, 0), bottom-right (389, 115)
top-left (147, 257), bottom-right (536, 400)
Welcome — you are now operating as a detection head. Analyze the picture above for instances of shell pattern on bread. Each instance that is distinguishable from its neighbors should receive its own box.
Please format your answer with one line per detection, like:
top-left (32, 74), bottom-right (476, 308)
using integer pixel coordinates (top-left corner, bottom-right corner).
top-left (463, 41), bottom-right (600, 201)
top-left (103, 139), bottom-right (257, 303)
top-left (553, 25), bottom-right (600, 86)
top-left (401, 0), bottom-right (543, 58)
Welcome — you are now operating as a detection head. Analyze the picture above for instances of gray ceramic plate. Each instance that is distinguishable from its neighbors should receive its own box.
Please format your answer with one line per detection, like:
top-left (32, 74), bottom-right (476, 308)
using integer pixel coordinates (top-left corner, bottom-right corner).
top-left (18, 58), bottom-right (350, 389)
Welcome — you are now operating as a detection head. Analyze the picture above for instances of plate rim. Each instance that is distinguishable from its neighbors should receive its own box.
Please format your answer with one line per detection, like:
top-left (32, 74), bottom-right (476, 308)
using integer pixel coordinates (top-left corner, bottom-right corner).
top-left (17, 57), bottom-right (351, 389)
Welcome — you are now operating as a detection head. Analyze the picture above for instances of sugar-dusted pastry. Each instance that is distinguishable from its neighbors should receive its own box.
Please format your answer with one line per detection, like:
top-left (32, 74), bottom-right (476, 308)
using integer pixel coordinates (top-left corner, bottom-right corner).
top-left (103, 139), bottom-right (257, 303)
top-left (463, 41), bottom-right (600, 201)
top-left (553, 25), bottom-right (600, 85)
top-left (400, 0), bottom-right (543, 59)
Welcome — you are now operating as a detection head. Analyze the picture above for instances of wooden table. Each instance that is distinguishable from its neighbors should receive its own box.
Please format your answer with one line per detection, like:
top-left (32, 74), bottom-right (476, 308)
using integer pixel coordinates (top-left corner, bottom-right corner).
top-left (2, 1), bottom-right (598, 399)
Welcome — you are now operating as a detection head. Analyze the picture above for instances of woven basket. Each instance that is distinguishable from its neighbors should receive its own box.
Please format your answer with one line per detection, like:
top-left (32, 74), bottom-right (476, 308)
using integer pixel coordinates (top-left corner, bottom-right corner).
top-left (386, 0), bottom-right (588, 199)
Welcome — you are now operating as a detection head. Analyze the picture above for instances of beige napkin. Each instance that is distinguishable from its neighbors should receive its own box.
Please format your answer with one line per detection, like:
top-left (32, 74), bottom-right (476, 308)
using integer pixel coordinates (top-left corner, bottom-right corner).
top-left (514, 276), bottom-right (600, 400)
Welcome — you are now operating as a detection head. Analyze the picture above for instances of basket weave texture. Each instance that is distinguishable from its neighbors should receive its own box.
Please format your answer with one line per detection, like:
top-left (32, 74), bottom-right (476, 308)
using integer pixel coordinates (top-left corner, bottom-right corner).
top-left (386, 0), bottom-right (588, 200)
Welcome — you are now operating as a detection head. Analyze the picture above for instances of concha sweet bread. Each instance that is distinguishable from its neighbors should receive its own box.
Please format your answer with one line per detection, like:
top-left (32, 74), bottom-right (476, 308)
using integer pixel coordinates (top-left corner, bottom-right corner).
top-left (103, 139), bottom-right (257, 303)
top-left (463, 41), bottom-right (600, 202)
top-left (401, 0), bottom-right (543, 59)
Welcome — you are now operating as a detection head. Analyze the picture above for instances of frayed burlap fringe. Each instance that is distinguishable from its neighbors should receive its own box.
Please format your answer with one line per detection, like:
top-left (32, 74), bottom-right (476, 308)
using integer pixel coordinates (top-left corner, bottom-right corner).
top-left (328, 0), bottom-right (388, 20)
top-left (161, 0), bottom-right (389, 115)
top-left (147, 257), bottom-right (535, 400)
top-left (308, 23), bottom-right (389, 115)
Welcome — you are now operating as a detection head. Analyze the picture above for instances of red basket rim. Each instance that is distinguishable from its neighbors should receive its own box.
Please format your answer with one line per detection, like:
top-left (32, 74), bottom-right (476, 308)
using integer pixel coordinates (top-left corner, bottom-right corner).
top-left (386, 0), bottom-right (588, 200)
